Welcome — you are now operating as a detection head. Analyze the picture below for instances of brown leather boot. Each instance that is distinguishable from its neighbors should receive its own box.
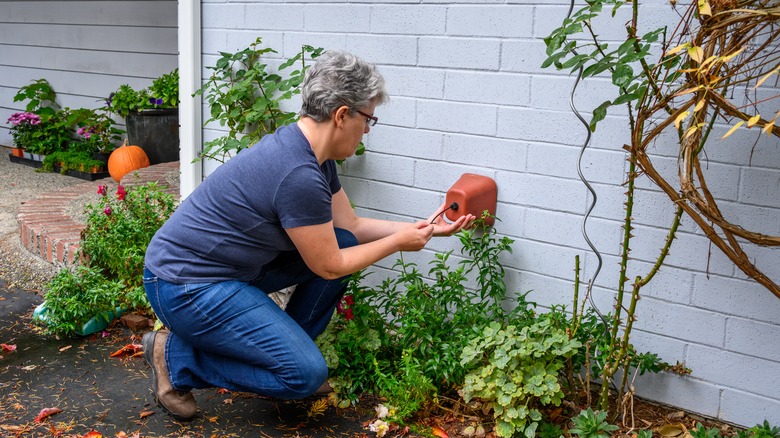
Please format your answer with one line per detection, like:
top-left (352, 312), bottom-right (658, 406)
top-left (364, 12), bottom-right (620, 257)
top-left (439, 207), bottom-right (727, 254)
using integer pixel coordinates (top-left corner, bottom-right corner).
top-left (142, 330), bottom-right (198, 420)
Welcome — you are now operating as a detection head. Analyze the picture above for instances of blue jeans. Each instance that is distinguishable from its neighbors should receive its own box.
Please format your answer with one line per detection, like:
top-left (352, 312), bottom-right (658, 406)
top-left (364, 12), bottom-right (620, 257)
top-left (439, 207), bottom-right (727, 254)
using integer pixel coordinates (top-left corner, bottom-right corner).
top-left (143, 228), bottom-right (358, 399)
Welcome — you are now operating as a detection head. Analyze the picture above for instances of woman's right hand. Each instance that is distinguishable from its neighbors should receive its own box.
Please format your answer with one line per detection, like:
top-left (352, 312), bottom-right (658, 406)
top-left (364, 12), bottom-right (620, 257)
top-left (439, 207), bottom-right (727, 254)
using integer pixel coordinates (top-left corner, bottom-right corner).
top-left (394, 221), bottom-right (435, 251)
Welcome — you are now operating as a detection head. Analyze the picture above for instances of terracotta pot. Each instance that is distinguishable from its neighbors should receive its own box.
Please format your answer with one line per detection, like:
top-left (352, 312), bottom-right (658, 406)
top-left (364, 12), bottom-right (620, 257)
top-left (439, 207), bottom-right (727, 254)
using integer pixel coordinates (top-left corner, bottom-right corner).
top-left (11, 147), bottom-right (24, 158)
top-left (445, 173), bottom-right (498, 226)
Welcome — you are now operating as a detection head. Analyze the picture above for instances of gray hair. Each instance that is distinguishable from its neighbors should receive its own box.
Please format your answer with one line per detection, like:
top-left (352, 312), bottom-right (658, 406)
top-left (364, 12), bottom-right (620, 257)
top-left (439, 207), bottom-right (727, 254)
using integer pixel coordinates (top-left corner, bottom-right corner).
top-left (299, 50), bottom-right (388, 121)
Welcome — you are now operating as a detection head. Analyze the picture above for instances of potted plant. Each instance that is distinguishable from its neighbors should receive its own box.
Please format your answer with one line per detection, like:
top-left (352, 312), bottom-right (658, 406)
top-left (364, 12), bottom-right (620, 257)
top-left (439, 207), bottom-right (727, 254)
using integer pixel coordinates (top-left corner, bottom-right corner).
top-left (72, 109), bottom-right (123, 164)
top-left (106, 69), bottom-right (180, 164)
top-left (42, 150), bottom-right (106, 175)
top-left (6, 112), bottom-right (42, 159)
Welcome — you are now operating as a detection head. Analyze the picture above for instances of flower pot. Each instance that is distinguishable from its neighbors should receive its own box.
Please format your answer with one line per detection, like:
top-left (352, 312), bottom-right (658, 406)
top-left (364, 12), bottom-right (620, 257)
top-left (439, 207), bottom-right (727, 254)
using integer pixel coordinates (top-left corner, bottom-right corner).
top-left (23, 151), bottom-right (33, 160)
top-left (11, 147), bottom-right (24, 158)
top-left (92, 152), bottom-right (111, 165)
top-left (126, 108), bottom-right (179, 165)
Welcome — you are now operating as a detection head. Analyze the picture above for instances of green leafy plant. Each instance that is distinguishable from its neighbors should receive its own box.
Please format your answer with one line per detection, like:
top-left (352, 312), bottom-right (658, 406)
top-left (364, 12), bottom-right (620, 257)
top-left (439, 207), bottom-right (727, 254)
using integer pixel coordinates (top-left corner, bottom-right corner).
top-left (72, 108), bottom-right (123, 153)
top-left (41, 150), bottom-right (105, 174)
top-left (79, 181), bottom-right (176, 305)
top-left (569, 408), bottom-right (619, 438)
top-left (749, 420), bottom-right (780, 438)
top-left (194, 37), bottom-right (323, 162)
top-left (374, 351), bottom-right (437, 421)
top-left (635, 430), bottom-right (653, 438)
top-left (13, 78), bottom-right (58, 117)
top-left (459, 318), bottom-right (581, 438)
top-left (106, 69), bottom-right (179, 118)
top-left (39, 266), bottom-right (124, 336)
top-left (690, 423), bottom-right (724, 438)
top-left (537, 421), bottom-right (565, 438)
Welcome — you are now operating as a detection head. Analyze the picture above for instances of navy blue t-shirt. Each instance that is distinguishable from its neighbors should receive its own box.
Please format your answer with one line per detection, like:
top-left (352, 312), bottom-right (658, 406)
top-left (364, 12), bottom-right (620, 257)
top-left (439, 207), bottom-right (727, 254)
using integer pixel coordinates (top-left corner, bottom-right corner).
top-left (144, 123), bottom-right (342, 283)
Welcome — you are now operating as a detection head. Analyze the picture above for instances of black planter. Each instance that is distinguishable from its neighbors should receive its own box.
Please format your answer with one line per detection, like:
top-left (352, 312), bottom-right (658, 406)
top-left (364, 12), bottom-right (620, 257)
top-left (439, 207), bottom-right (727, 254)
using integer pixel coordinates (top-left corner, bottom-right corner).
top-left (125, 108), bottom-right (180, 165)
top-left (92, 152), bottom-right (111, 166)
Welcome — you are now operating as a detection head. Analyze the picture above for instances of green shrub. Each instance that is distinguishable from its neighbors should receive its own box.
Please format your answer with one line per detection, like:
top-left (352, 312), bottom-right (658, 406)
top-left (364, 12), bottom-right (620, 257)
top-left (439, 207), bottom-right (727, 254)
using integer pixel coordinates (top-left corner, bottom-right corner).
top-left (39, 266), bottom-right (124, 336)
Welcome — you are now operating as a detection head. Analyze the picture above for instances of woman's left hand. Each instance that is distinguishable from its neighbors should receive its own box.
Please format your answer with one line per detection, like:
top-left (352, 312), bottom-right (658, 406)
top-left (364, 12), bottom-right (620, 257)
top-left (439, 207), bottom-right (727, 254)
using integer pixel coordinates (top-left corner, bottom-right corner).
top-left (427, 203), bottom-right (476, 237)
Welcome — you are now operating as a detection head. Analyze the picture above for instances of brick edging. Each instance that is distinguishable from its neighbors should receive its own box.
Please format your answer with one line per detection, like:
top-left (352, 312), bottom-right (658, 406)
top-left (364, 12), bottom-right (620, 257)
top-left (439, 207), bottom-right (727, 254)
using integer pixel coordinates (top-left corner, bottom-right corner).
top-left (17, 162), bottom-right (180, 266)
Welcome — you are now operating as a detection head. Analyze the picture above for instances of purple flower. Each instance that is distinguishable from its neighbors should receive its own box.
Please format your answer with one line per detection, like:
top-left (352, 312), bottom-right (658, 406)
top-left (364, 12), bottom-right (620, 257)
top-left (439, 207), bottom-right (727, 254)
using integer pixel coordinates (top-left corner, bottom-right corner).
top-left (149, 97), bottom-right (164, 106)
top-left (106, 92), bottom-right (115, 107)
top-left (103, 205), bottom-right (112, 216)
top-left (97, 185), bottom-right (107, 196)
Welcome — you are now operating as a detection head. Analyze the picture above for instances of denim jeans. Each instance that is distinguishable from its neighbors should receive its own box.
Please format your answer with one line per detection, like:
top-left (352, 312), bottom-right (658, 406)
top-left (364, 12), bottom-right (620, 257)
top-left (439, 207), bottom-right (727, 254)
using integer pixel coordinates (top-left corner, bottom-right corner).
top-left (143, 228), bottom-right (358, 399)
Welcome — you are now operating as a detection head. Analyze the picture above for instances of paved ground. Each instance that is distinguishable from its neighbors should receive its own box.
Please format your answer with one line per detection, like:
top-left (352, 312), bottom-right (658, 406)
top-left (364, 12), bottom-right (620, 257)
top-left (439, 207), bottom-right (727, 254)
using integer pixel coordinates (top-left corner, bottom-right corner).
top-left (0, 154), bottom-right (378, 437)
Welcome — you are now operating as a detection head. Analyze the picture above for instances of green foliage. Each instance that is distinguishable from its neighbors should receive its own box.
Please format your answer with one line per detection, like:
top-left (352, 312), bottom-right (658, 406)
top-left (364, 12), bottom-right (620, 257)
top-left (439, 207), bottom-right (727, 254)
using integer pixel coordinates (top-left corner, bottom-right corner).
top-left (374, 351), bottom-right (437, 421)
top-left (635, 430), bottom-right (654, 438)
top-left (459, 318), bottom-right (581, 438)
top-left (317, 218), bottom-right (528, 410)
top-left (13, 78), bottom-right (58, 117)
top-left (39, 266), bottom-right (124, 336)
top-left (749, 420), bottom-right (780, 438)
top-left (569, 408), bottom-right (619, 438)
top-left (690, 423), bottom-right (724, 438)
top-left (41, 150), bottom-right (105, 174)
top-left (194, 37), bottom-right (324, 162)
top-left (537, 421), bottom-right (565, 438)
top-left (80, 182), bottom-right (176, 293)
top-left (542, 0), bottom-right (677, 131)
top-left (71, 108), bottom-right (123, 153)
top-left (106, 69), bottom-right (179, 118)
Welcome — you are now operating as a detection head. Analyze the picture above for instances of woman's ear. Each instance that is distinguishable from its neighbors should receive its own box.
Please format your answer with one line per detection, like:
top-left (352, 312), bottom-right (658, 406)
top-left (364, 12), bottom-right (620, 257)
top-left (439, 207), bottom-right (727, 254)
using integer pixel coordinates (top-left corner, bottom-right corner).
top-left (333, 105), bottom-right (350, 127)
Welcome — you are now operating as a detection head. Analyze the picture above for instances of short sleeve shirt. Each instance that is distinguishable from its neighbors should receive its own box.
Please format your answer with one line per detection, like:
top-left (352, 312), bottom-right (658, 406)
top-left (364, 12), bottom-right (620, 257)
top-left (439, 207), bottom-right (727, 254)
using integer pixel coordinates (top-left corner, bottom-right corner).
top-left (144, 123), bottom-right (341, 283)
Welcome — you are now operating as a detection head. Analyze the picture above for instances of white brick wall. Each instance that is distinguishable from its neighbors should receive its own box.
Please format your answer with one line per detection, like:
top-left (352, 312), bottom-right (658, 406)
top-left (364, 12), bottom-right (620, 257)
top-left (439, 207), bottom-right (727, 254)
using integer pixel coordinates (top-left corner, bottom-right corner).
top-left (197, 0), bottom-right (780, 428)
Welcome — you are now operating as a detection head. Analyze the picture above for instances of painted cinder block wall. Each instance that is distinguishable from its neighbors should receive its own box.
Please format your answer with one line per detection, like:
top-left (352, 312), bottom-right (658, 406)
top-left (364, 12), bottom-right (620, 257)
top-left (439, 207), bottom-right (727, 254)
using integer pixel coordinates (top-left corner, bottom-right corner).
top-left (0, 1), bottom-right (178, 148)
top-left (200, 0), bottom-right (780, 426)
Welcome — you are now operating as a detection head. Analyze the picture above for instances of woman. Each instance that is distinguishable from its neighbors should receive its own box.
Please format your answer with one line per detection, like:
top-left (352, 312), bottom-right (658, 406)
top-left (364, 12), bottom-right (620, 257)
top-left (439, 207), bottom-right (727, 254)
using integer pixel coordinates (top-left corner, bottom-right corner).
top-left (142, 50), bottom-right (474, 420)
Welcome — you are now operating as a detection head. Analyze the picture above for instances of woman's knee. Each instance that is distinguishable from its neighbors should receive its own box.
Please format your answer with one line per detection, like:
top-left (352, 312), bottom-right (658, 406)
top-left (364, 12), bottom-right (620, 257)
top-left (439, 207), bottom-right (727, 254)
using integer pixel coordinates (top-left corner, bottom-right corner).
top-left (334, 228), bottom-right (358, 249)
top-left (281, 355), bottom-right (329, 398)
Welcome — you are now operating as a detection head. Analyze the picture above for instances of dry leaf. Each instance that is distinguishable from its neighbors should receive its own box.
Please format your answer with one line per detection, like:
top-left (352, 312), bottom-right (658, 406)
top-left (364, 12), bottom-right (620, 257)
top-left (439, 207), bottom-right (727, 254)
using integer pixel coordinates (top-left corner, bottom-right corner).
top-left (431, 426), bottom-right (450, 438)
top-left (109, 344), bottom-right (143, 358)
top-left (206, 415), bottom-right (219, 423)
top-left (59, 345), bottom-right (72, 352)
top-left (721, 121), bottom-right (744, 139)
top-left (82, 431), bottom-right (103, 438)
top-left (34, 407), bottom-right (63, 422)
top-left (223, 398), bottom-right (233, 405)
top-left (659, 423), bottom-right (687, 437)
top-left (1, 343), bottom-right (16, 352)
top-left (747, 114), bottom-right (761, 128)
top-left (139, 410), bottom-right (155, 419)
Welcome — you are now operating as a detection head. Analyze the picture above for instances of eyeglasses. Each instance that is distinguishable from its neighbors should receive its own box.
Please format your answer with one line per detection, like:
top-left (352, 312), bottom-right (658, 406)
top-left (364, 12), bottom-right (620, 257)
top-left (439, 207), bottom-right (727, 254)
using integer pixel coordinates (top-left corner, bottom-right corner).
top-left (353, 109), bottom-right (378, 127)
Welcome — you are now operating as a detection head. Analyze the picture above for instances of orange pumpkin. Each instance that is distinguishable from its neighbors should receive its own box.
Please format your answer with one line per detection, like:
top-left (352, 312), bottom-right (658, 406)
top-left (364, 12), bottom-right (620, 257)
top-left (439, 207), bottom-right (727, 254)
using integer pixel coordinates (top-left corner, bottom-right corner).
top-left (108, 141), bottom-right (150, 182)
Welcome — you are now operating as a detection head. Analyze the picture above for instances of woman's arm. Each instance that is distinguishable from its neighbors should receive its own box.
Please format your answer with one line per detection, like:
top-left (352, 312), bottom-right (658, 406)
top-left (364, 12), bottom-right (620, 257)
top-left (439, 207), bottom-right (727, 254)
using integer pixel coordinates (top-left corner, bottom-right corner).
top-left (331, 189), bottom-right (475, 244)
top-left (286, 219), bottom-right (434, 279)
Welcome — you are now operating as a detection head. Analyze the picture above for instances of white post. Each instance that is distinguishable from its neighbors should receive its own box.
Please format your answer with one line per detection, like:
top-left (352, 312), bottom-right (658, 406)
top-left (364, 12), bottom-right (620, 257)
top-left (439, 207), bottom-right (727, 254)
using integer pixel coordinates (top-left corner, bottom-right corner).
top-left (177, 0), bottom-right (203, 199)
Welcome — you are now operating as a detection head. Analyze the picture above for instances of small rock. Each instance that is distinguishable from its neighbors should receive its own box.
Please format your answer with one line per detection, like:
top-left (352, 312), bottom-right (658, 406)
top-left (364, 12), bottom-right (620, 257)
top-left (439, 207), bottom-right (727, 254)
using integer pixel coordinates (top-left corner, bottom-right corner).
top-left (667, 411), bottom-right (685, 420)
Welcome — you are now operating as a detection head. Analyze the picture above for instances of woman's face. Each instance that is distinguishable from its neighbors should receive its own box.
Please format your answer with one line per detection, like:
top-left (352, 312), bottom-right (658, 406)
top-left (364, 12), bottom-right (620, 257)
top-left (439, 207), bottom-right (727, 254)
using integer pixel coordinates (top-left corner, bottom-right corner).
top-left (335, 102), bottom-right (377, 160)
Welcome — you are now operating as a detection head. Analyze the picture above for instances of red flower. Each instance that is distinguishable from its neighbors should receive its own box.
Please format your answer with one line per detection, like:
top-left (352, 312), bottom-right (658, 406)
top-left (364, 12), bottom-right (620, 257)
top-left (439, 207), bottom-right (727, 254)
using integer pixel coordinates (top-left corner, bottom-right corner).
top-left (97, 185), bottom-right (107, 196)
top-left (116, 185), bottom-right (126, 201)
top-left (103, 205), bottom-right (112, 216)
top-left (336, 295), bottom-right (355, 321)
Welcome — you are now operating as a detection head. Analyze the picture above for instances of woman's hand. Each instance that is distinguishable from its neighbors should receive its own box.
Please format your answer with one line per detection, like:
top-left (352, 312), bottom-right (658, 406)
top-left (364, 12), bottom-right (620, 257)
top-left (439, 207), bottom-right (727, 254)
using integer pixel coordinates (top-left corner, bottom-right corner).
top-left (427, 203), bottom-right (476, 237)
top-left (394, 221), bottom-right (435, 251)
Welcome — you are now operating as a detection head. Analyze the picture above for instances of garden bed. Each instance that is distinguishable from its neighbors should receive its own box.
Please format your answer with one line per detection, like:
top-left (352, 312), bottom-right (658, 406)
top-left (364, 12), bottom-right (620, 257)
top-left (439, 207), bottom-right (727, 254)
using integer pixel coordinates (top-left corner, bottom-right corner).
top-left (8, 154), bottom-right (109, 181)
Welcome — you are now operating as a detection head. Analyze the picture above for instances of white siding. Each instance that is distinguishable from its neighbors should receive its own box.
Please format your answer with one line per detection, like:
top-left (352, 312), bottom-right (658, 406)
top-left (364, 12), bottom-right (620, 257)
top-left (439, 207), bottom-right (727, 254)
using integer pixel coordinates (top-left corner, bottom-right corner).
top-left (0, 0), bottom-right (178, 146)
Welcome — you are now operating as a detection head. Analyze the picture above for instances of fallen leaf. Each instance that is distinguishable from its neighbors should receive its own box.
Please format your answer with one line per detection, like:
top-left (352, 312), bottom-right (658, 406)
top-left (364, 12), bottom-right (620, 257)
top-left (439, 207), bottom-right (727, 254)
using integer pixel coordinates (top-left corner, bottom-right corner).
top-left (34, 407), bottom-right (63, 422)
top-left (20, 365), bottom-right (37, 371)
top-left (206, 415), bottom-right (219, 423)
top-left (431, 426), bottom-right (450, 438)
top-left (216, 388), bottom-right (230, 394)
top-left (109, 344), bottom-right (143, 358)
top-left (1, 343), bottom-right (16, 352)
top-left (59, 345), bottom-right (72, 352)
top-left (223, 398), bottom-right (233, 405)
top-left (82, 431), bottom-right (103, 437)
top-left (139, 410), bottom-right (155, 419)
top-left (659, 424), bottom-right (686, 437)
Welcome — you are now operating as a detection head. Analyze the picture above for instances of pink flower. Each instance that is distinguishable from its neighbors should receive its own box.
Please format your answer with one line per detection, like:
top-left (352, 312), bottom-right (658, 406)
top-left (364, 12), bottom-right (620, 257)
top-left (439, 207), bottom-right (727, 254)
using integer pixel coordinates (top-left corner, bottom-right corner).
top-left (97, 185), bottom-right (107, 196)
top-left (103, 205), bottom-right (112, 216)
top-left (116, 185), bottom-right (126, 201)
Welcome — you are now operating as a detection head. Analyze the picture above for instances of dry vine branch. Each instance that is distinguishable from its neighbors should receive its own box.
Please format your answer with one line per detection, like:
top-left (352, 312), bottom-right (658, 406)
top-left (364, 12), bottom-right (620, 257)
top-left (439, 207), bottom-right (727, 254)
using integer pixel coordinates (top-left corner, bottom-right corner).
top-left (630, 1), bottom-right (780, 298)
